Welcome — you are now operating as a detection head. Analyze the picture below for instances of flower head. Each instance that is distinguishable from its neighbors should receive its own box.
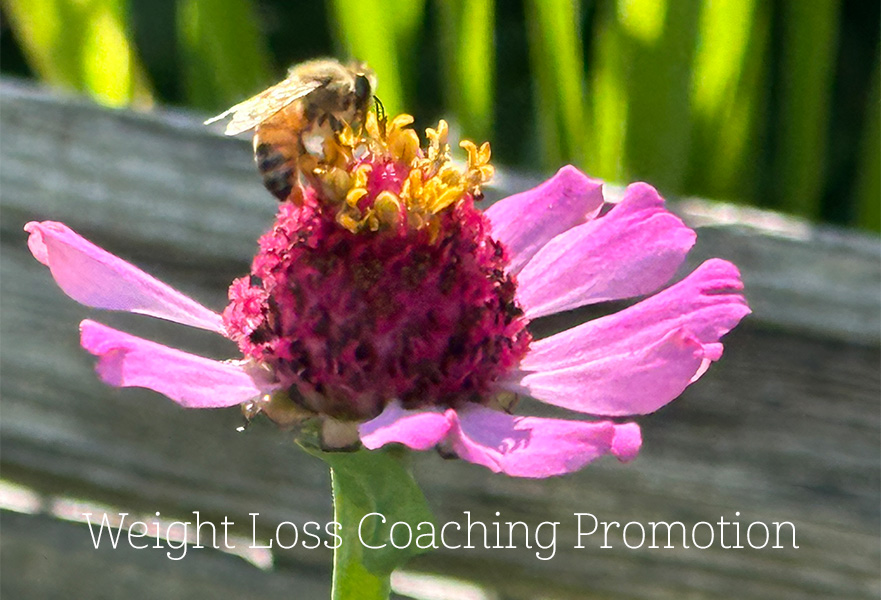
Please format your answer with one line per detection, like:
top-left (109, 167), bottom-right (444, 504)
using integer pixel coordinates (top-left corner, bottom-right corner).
top-left (223, 113), bottom-right (528, 424)
top-left (26, 113), bottom-right (749, 478)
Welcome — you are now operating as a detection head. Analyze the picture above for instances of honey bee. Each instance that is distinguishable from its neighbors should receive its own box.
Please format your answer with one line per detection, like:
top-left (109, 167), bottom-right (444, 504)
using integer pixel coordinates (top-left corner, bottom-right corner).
top-left (205, 59), bottom-right (376, 202)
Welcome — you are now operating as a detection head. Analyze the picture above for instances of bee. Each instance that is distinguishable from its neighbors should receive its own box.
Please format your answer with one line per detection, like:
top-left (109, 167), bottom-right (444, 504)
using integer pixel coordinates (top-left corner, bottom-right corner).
top-left (205, 59), bottom-right (376, 202)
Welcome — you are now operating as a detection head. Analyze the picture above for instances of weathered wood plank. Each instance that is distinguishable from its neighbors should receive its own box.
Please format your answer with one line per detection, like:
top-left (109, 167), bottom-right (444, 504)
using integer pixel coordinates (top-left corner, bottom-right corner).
top-left (0, 509), bottom-right (332, 600)
top-left (1, 79), bottom-right (879, 599)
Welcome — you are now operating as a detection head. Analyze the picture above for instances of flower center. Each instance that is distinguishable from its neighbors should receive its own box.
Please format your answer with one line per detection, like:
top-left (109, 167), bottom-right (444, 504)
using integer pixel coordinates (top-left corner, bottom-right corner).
top-left (223, 114), bottom-right (531, 421)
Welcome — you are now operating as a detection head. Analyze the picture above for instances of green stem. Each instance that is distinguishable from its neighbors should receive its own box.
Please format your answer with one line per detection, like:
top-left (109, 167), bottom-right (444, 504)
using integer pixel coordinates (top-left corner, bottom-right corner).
top-left (331, 466), bottom-right (391, 600)
top-left (303, 445), bottom-right (433, 599)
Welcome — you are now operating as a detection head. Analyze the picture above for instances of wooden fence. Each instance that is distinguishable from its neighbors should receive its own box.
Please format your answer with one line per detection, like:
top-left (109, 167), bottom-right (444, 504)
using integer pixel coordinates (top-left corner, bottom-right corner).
top-left (1, 79), bottom-right (879, 599)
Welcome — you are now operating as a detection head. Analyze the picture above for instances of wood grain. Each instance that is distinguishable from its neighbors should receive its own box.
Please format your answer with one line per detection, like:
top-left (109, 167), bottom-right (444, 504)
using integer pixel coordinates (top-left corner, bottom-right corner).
top-left (1, 79), bottom-right (879, 599)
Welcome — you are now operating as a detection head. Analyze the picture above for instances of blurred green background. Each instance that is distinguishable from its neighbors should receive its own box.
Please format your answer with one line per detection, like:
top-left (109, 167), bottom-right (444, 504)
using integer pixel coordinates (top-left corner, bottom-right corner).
top-left (1, 0), bottom-right (878, 231)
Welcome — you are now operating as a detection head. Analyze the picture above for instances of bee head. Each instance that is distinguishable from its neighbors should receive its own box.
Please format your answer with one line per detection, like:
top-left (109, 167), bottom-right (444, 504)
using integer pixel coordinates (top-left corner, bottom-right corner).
top-left (354, 73), bottom-right (372, 110)
top-left (348, 61), bottom-right (376, 112)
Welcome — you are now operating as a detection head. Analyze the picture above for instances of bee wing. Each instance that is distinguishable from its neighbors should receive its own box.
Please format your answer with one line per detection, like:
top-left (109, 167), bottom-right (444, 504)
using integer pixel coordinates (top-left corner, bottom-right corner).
top-left (204, 78), bottom-right (324, 136)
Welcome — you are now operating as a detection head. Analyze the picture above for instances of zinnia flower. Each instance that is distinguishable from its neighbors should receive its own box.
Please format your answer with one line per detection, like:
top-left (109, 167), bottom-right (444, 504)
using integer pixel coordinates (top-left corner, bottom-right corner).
top-left (25, 113), bottom-right (749, 478)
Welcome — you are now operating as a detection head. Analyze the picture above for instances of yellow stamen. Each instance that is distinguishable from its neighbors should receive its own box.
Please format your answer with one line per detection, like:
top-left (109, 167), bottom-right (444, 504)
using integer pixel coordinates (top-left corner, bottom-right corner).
top-left (460, 140), bottom-right (494, 191)
top-left (314, 110), bottom-right (494, 236)
top-left (390, 128), bottom-right (420, 166)
top-left (337, 209), bottom-right (361, 233)
top-left (374, 191), bottom-right (403, 228)
top-left (346, 187), bottom-right (369, 209)
top-left (320, 167), bottom-right (352, 203)
top-left (425, 120), bottom-right (450, 166)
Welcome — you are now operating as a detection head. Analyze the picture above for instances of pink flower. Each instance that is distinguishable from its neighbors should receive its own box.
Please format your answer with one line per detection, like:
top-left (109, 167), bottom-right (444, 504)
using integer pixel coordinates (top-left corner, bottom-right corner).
top-left (26, 115), bottom-right (749, 479)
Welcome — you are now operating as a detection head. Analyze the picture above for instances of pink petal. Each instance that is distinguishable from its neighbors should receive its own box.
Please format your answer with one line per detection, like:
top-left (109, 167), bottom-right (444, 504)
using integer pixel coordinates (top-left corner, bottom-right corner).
top-left (611, 422), bottom-right (642, 462)
top-left (26, 221), bottom-right (224, 333)
top-left (521, 259), bottom-right (750, 371)
top-left (516, 183), bottom-right (696, 318)
top-left (80, 320), bottom-right (263, 408)
top-left (505, 260), bottom-right (750, 415)
top-left (485, 166), bottom-right (604, 274)
top-left (448, 405), bottom-right (635, 478)
top-left (359, 402), bottom-right (452, 451)
top-left (506, 329), bottom-right (705, 416)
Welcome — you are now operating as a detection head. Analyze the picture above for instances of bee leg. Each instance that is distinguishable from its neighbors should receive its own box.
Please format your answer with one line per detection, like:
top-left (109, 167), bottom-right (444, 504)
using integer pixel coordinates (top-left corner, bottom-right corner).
top-left (328, 115), bottom-right (344, 134)
top-left (373, 96), bottom-right (388, 135)
top-left (287, 185), bottom-right (304, 205)
top-left (285, 138), bottom-right (310, 205)
top-left (373, 95), bottom-right (386, 122)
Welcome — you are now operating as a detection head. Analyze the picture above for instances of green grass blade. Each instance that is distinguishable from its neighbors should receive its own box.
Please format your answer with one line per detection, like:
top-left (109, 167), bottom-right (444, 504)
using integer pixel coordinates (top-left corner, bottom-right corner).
top-left (686, 0), bottom-right (768, 202)
top-left (387, 0), bottom-right (426, 87)
top-left (690, 0), bottom-right (756, 125)
top-left (177, 0), bottom-right (274, 111)
top-left (774, 0), bottom-right (841, 219)
top-left (328, 0), bottom-right (427, 115)
top-left (437, 0), bottom-right (494, 141)
top-left (525, 0), bottom-right (586, 168)
top-left (587, 0), bottom-right (700, 190)
top-left (2, 0), bottom-right (152, 107)
top-left (856, 50), bottom-right (880, 232)
top-left (587, 0), bottom-right (628, 181)
top-left (621, 0), bottom-right (701, 192)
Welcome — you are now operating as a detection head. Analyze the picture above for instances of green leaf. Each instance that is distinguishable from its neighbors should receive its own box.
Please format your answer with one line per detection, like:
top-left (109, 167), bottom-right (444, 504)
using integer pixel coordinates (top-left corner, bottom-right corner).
top-left (3, 0), bottom-right (152, 107)
top-left (305, 446), bottom-right (435, 600)
top-left (437, 0), bottom-right (495, 141)
top-left (176, 0), bottom-right (274, 111)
